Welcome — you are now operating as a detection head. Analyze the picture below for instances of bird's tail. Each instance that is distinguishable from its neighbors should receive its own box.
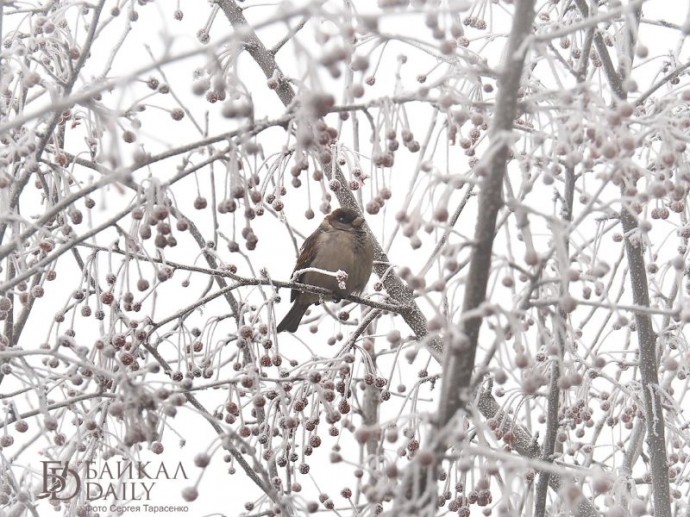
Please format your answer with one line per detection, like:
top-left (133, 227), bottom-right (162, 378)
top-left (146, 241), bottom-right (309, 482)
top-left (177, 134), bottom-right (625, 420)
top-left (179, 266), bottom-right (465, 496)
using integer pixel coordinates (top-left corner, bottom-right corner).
top-left (277, 303), bottom-right (307, 333)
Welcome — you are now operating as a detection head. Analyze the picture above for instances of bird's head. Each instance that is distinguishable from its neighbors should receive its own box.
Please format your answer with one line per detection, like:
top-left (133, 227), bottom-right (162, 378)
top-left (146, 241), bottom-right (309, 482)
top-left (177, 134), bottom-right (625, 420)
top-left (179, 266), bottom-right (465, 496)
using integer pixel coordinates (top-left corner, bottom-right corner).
top-left (327, 208), bottom-right (365, 231)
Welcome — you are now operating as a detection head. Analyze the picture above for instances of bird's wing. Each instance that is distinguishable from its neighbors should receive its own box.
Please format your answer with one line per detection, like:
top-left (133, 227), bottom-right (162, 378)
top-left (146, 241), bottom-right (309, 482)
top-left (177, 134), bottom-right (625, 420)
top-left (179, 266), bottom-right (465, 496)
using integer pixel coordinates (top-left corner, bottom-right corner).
top-left (290, 228), bottom-right (323, 302)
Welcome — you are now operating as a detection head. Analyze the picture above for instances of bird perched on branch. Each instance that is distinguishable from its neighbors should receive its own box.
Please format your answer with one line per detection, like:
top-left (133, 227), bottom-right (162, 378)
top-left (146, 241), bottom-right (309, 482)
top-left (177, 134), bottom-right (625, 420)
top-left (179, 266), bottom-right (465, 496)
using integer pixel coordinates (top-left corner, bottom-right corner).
top-left (277, 208), bottom-right (375, 333)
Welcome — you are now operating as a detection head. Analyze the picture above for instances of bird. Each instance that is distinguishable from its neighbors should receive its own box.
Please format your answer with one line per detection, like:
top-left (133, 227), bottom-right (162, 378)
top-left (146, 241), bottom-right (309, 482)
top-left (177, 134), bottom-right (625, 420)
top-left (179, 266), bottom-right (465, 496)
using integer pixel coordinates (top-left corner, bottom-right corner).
top-left (277, 208), bottom-right (375, 333)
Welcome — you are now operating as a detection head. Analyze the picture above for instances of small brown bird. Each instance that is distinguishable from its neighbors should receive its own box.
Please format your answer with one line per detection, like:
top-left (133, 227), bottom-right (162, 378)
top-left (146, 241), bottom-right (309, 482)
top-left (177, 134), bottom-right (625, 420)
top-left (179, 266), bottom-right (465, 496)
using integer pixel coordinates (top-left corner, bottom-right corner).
top-left (277, 208), bottom-right (375, 333)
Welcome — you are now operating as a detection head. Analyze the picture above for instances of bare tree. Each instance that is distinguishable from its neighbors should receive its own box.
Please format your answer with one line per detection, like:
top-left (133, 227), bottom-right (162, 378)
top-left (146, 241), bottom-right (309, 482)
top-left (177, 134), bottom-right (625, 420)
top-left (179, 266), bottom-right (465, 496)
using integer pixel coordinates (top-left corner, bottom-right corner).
top-left (1, 0), bottom-right (689, 516)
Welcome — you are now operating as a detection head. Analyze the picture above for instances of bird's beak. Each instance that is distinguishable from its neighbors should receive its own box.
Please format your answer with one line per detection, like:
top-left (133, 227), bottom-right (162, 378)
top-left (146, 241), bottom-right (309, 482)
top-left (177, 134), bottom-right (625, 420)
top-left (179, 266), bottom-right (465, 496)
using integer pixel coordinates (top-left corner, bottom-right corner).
top-left (352, 216), bottom-right (365, 228)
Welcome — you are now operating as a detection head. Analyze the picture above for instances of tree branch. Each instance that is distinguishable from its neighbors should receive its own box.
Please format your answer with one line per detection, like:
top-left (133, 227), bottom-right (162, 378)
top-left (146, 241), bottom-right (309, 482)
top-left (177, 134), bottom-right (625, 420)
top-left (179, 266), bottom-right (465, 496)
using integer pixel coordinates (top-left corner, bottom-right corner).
top-left (436, 0), bottom-right (536, 432)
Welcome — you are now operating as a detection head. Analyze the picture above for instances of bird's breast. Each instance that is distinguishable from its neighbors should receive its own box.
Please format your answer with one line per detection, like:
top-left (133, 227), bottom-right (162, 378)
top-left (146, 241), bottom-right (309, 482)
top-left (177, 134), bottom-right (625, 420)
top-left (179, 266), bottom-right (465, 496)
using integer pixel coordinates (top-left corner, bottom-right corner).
top-left (311, 230), bottom-right (357, 271)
